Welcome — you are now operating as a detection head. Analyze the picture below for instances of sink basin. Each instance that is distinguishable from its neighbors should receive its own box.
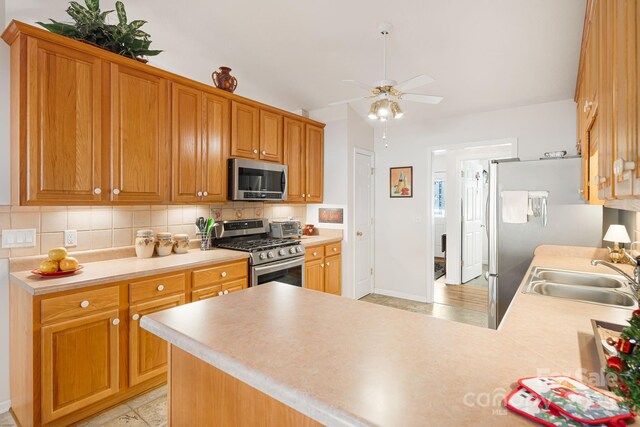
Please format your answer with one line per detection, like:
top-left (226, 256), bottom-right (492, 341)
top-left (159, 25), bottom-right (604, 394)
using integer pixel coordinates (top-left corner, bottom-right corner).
top-left (535, 269), bottom-right (623, 288)
top-left (529, 283), bottom-right (635, 307)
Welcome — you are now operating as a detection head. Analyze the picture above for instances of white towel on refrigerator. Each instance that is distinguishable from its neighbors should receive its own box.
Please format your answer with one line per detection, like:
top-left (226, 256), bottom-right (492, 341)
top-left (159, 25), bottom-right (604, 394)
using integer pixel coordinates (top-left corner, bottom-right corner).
top-left (501, 191), bottom-right (528, 224)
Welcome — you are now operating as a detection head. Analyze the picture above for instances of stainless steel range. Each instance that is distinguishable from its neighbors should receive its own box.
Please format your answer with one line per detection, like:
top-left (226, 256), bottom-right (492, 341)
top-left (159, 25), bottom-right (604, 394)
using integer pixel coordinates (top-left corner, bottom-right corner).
top-left (212, 219), bottom-right (304, 287)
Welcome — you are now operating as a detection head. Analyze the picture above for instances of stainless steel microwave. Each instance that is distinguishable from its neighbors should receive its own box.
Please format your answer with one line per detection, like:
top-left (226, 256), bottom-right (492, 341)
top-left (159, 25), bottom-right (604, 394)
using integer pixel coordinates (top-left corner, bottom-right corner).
top-left (228, 158), bottom-right (288, 201)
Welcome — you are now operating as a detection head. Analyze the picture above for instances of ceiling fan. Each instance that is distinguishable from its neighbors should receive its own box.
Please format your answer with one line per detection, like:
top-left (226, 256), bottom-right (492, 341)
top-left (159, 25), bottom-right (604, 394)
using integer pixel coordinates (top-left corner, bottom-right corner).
top-left (330, 22), bottom-right (443, 121)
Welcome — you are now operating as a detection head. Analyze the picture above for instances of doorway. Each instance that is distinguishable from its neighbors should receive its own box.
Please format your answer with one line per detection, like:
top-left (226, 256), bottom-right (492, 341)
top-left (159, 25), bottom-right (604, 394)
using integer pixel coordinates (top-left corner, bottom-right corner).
top-left (427, 140), bottom-right (517, 326)
top-left (354, 149), bottom-right (375, 299)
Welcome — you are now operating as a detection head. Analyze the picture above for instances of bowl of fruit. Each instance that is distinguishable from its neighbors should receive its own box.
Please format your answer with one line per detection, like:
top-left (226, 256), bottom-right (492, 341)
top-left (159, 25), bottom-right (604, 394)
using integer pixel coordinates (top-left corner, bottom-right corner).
top-left (31, 247), bottom-right (83, 277)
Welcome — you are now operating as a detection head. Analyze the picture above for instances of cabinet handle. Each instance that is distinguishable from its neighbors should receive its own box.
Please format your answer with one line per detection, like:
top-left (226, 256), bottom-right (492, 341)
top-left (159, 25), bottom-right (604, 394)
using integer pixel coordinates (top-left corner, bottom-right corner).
top-left (113, 188), bottom-right (120, 195)
top-left (157, 284), bottom-right (165, 291)
top-left (203, 191), bottom-right (208, 196)
top-left (197, 191), bottom-right (203, 197)
top-left (221, 271), bottom-right (227, 278)
top-left (132, 314), bottom-right (140, 321)
top-left (80, 300), bottom-right (90, 308)
top-left (112, 318), bottom-right (120, 326)
top-left (253, 149), bottom-right (258, 154)
top-left (93, 188), bottom-right (102, 195)
top-left (218, 291), bottom-right (224, 296)
top-left (261, 150), bottom-right (266, 155)
top-left (326, 262), bottom-right (331, 266)
top-left (223, 290), bottom-right (229, 295)
top-left (333, 247), bottom-right (337, 252)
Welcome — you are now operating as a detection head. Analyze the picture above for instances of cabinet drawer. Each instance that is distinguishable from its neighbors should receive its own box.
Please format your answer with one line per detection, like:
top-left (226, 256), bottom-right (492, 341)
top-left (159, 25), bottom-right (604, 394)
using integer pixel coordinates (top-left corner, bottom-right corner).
top-left (41, 286), bottom-right (119, 325)
top-left (324, 242), bottom-right (341, 256)
top-left (305, 246), bottom-right (324, 262)
top-left (191, 285), bottom-right (222, 302)
top-left (192, 261), bottom-right (248, 289)
top-left (222, 278), bottom-right (247, 294)
top-left (129, 273), bottom-right (185, 304)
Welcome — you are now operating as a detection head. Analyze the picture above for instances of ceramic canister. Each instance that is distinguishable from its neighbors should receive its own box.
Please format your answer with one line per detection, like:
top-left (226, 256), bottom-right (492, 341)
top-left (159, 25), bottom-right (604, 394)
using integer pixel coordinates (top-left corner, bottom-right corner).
top-left (173, 234), bottom-right (190, 254)
top-left (155, 232), bottom-right (173, 257)
top-left (135, 230), bottom-right (155, 259)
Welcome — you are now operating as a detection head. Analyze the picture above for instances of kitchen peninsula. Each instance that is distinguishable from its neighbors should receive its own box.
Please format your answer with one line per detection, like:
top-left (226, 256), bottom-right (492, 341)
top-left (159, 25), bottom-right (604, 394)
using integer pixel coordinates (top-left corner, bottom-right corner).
top-left (141, 246), bottom-right (639, 426)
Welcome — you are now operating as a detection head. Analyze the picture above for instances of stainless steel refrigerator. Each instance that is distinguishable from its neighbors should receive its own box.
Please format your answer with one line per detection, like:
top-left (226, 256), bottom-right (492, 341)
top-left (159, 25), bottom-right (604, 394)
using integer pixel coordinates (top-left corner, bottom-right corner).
top-left (487, 157), bottom-right (603, 329)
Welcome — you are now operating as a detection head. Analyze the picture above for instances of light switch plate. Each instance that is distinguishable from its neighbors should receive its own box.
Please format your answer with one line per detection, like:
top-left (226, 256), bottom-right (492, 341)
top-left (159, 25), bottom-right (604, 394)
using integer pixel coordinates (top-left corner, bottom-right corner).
top-left (64, 230), bottom-right (78, 247)
top-left (2, 228), bottom-right (36, 248)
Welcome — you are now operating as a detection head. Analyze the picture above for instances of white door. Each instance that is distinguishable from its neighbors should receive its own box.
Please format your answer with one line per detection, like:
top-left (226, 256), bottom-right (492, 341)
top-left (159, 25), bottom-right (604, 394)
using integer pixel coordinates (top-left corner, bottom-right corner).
top-left (461, 161), bottom-right (484, 283)
top-left (354, 151), bottom-right (374, 299)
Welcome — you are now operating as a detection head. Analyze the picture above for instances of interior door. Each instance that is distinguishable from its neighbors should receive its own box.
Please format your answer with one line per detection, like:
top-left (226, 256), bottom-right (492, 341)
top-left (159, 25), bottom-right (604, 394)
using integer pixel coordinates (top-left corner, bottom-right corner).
top-left (354, 151), bottom-right (374, 299)
top-left (461, 161), bottom-right (484, 283)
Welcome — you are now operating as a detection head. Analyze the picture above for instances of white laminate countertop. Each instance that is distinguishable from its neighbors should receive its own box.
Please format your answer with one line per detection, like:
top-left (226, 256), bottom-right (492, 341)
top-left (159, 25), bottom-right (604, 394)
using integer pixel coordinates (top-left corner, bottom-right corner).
top-left (141, 248), bottom-right (639, 426)
top-left (10, 249), bottom-right (249, 295)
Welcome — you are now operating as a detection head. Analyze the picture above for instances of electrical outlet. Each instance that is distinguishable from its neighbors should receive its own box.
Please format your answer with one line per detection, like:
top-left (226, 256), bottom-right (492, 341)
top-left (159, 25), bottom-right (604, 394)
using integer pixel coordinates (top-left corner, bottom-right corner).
top-left (2, 229), bottom-right (36, 248)
top-left (64, 230), bottom-right (78, 247)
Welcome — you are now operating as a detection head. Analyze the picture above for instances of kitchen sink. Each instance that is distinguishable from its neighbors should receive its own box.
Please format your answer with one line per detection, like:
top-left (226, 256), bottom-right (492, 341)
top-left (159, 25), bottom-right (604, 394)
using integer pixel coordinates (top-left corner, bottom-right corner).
top-left (535, 269), bottom-right (623, 288)
top-left (529, 283), bottom-right (636, 307)
top-left (523, 267), bottom-right (636, 308)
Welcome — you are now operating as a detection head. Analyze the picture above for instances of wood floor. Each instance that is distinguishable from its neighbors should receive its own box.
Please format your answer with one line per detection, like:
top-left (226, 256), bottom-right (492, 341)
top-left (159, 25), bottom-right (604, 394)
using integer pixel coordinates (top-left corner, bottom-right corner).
top-left (434, 282), bottom-right (488, 312)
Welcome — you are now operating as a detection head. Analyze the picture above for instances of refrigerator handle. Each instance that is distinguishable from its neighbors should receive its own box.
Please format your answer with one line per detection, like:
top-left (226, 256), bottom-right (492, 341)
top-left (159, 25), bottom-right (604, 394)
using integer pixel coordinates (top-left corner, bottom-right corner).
top-left (487, 162), bottom-right (499, 330)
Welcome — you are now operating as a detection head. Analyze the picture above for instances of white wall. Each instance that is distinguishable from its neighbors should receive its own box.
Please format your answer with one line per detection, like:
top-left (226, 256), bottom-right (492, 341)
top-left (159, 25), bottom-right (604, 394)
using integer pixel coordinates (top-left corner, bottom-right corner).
top-left (374, 99), bottom-right (578, 301)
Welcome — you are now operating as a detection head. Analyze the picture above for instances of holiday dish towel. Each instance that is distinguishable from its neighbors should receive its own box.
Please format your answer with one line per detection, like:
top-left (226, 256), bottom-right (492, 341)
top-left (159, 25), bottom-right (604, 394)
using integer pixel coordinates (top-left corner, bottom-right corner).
top-left (501, 191), bottom-right (529, 223)
top-left (505, 376), bottom-right (633, 426)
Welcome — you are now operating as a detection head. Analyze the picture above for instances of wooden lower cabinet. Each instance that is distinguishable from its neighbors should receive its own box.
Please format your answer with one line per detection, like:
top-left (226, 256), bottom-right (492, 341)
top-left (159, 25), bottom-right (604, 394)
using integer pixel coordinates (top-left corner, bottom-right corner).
top-left (129, 294), bottom-right (184, 386)
top-left (9, 259), bottom-right (249, 426)
top-left (304, 242), bottom-right (342, 295)
top-left (41, 309), bottom-right (120, 423)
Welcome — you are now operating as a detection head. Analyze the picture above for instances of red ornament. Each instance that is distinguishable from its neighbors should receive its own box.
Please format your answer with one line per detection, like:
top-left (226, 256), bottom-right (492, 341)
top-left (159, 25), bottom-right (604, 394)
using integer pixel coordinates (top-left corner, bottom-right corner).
top-left (607, 356), bottom-right (626, 372)
top-left (632, 309), bottom-right (640, 318)
top-left (615, 338), bottom-right (638, 354)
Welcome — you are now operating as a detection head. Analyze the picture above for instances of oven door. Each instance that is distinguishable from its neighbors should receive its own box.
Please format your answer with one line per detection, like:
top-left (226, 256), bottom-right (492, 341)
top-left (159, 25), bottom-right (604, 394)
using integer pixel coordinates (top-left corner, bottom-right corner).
top-left (251, 257), bottom-right (304, 287)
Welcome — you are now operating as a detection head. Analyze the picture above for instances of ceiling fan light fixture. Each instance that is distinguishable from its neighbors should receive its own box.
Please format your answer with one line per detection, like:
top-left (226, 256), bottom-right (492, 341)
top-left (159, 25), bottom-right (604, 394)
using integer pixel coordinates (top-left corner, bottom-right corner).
top-left (377, 99), bottom-right (390, 117)
top-left (391, 102), bottom-right (403, 119)
top-left (368, 101), bottom-right (379, 120)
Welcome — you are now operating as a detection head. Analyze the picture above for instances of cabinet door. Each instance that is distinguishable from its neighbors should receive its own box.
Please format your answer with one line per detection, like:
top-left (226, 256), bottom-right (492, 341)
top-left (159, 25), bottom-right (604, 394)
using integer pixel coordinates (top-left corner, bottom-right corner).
top-left (597, 0), bottom-right (614, 200)
top-left (25, 38), bottom-right (103, 204)
top-left (324, 254), bottom-right (342, 296)
top-left (230, 101), bottom-right (259, 159)
top-left (41, 309), bottom-right (120, 423)
top-left (634, 0), bottom-right (640, 195)
top-left (110, 64), bottom-right (169, 203)
top-left (284, 118), bottom-right (306, 202)
top-left (304, 259), bottom-right (324, 292)
top-left (588, 115), bottom-right (604, 205)
top-left (259, 110), bottom-right (283, 162)
top-left (171, 83), bottom-right (202, 203)
top-left (305, 125), bottom-right (324, 203)
top-left (129, 294), bottom-right (184, 386)
top-left (202, 93), bottom-right (230, 202)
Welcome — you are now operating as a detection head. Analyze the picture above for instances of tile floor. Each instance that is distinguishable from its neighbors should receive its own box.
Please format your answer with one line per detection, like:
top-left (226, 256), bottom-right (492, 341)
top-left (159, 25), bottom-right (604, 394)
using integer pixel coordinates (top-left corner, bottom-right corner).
top-left (360, 293), bottom-right (488, 328)
top-left (0, 386), bottom-right (167, 427)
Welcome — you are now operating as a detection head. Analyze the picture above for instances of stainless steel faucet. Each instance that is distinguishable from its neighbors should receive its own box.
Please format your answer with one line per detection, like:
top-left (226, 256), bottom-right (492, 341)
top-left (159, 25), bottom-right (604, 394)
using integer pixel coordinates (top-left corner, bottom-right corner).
top-left (591, 256), bottom-right (640, 302)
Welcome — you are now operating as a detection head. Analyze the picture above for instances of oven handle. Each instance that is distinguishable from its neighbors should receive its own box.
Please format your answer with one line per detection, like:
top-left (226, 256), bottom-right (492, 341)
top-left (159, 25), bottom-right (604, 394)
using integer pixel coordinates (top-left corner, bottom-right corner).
top-left (252, 256), bottom-right (304, 285)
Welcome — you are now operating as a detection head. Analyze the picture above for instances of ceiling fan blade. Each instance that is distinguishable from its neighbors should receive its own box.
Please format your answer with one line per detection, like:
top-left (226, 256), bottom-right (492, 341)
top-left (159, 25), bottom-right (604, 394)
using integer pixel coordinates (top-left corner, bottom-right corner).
top-left (395, 75), bottom-right (435, 92)
top-left (342, 79), bottom-right (374, 91)
top-left (328, 95), bottom-right (370, 106)
top-left (400, 94), bottom-right (444, 104)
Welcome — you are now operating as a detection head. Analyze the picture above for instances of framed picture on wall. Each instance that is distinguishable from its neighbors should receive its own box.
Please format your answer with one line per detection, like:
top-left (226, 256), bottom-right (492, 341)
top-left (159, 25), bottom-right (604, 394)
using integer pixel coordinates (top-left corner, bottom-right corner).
top-left (390, 166), bottom-right (413, 198)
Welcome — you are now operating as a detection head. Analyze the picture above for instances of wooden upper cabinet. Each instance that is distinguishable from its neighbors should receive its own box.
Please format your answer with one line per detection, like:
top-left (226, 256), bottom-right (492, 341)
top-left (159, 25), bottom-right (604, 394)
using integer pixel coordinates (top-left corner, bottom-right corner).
top-left (259, 110), bottom-right (283, 162)
top-left (284, 118), bottom-right (306, 202)
top-left (231, 101), bottom-right (260, 159)
top-left (24, 38), bottom-right (103, 204)
top-left (171, 83), bottom-right (202, 203)
top-left (201, 93), bottom-right (230, 202)
top-left (305, 125), bottom-right (324, 203)
top-left (110, 64), bottom-right (169, 203)
top-left (41, 308), bottom-right (120, 423)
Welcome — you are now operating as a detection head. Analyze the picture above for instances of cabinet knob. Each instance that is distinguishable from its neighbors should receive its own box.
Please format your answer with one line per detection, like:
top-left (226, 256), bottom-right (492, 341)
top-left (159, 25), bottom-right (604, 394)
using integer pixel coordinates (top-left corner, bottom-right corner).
top-left (203, 191), bottom-right (208, 196)
top-left (307, 194), bottom-right (311, 197)
top-left (218, 291), bottom-right (224, 296)
top-left (80, 300), bottom-right (90, 308)
top-left (321, 264), bottom-right (325, 268)
top-left (157, 284), bottom-right (165, 291)
top-left (302, 194), bottom-right (306, 198)
top-left (132, 314), bottom-right (140, 321)
top-left (112, 318), bottom-right (120, 326)
top-left (356, 231), bottom-right (363, 236)
top-left (93, 188), bottom-right (102, 195)
top-left (113, 188), bottom-right (120, 195)
top-left (261, 150), bottom-right (266, 155)
top-left (333, 247), bottom-right (337, 252)
top-left (197, 191), bottom-right (203, 197)
top-left (583, 100), bottom-right (593, 113)
top-left (221, 271), bottom-right (227, 278)
top-left (312, 251), bottom-right (317, 256)
top-left (614, 158), bottom-right (636, 176)
top-left (223, 290), bottom-right (229, 295)
top-left (326, 262), bottom-right (331, 266)
top-left (253, 149), bottom-right (258, 154)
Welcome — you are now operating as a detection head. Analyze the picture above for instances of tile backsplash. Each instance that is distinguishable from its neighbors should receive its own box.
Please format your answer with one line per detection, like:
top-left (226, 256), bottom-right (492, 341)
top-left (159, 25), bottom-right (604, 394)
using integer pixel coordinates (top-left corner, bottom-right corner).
top-left (0, 203), bottom-right (306, 258)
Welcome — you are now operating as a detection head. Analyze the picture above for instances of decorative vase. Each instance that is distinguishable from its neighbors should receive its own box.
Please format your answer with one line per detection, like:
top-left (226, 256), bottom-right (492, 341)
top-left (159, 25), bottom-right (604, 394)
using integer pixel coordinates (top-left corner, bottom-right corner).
top-left (212, 66), bottom-right (238, 93)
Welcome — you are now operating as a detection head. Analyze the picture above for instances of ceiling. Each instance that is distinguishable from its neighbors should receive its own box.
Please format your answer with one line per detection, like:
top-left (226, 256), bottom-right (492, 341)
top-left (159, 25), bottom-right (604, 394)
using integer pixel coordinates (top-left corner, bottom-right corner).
top-left (5, 0), bottom-right (586, 124)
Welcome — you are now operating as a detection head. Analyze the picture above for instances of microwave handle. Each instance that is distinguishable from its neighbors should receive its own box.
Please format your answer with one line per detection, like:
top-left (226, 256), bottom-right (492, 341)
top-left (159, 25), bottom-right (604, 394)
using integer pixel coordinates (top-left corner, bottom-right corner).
top-left (281, 170), bottom-right (287, 194)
